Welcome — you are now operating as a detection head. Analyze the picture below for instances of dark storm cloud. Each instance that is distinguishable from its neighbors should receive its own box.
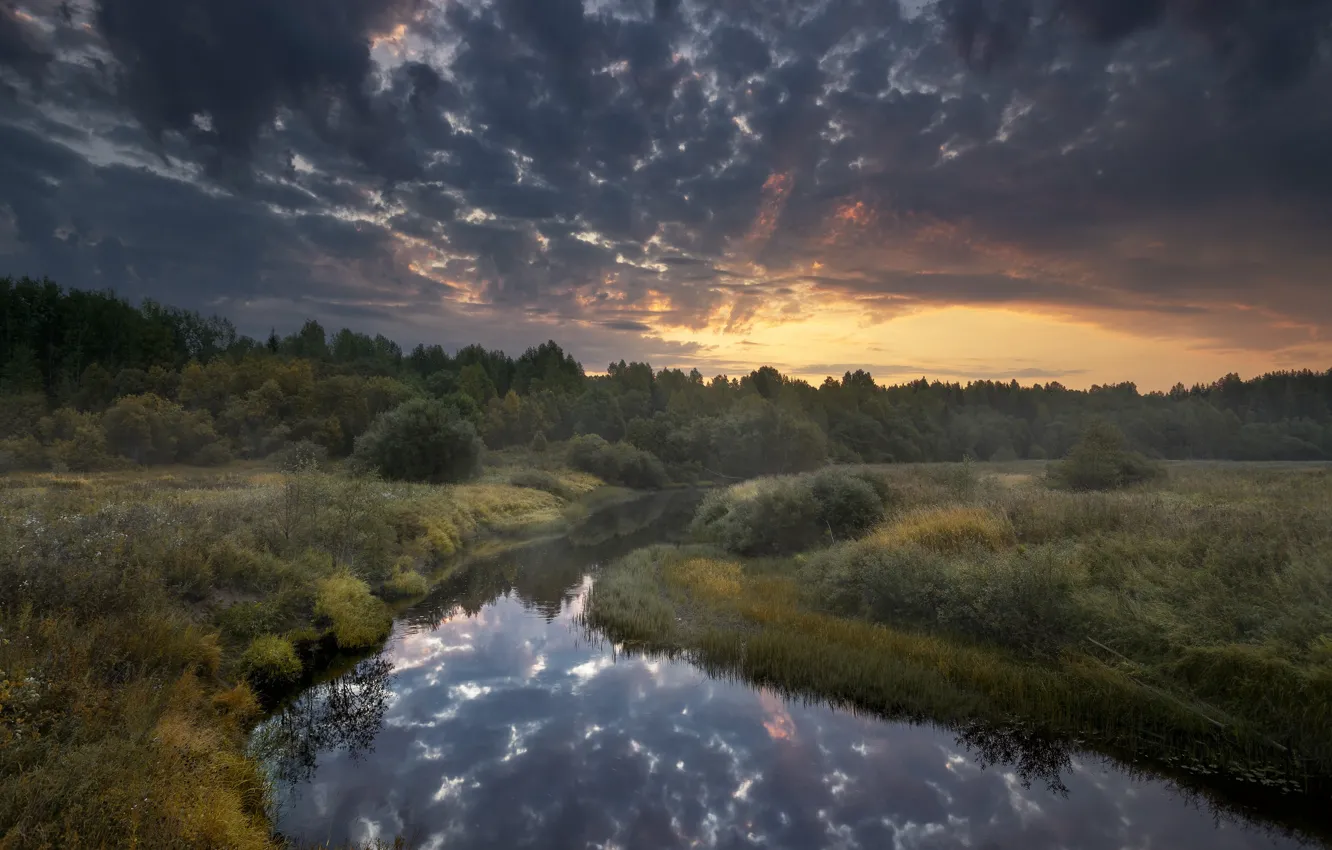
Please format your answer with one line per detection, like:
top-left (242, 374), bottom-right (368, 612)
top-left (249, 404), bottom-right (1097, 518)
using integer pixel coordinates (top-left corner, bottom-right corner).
top-left (1, 0), bottom-right (1330, 361)
top-left (601, 319), bottom-right (653, 331)
top-left (0, 4), bottom-right (52, 83)
top-left (943, 0), bottom-right (1332, 89)
top-left (93, 0), bottom-right (424, 162)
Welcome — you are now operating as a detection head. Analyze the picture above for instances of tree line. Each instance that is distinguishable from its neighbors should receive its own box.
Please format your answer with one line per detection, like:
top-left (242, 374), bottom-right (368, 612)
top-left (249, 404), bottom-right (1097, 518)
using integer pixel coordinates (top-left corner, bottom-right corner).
top-left (3, 276), bottom-right (1332, 475)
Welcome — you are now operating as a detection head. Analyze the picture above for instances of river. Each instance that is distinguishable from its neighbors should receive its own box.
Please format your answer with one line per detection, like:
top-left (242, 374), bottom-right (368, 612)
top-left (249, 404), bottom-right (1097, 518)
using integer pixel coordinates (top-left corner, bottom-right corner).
top-left (252, 491), bottom-right (1317, 849)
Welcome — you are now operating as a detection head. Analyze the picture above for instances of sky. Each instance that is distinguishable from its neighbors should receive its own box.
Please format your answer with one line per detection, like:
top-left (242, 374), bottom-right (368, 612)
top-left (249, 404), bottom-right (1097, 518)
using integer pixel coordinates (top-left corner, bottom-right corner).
top-left (1, 0), bottom-right (1331, 390)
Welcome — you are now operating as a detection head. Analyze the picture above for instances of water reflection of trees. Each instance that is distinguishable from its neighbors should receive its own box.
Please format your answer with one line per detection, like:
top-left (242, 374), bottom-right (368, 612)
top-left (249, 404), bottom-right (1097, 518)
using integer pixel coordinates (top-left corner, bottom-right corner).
top-left (406, 490), bottom-right (701, 628)
top-left (954, 719), bottom-right (1073, 795)
top-left (253, 656), bottom-right (395, 785)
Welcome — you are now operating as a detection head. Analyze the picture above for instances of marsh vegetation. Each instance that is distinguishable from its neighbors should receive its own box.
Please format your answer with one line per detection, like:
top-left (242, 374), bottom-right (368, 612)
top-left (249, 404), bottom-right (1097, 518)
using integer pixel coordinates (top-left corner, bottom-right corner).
top-left (587, 460), bottom-right (1332, 842)
top-left (0, 450), bottom-right (612, 849)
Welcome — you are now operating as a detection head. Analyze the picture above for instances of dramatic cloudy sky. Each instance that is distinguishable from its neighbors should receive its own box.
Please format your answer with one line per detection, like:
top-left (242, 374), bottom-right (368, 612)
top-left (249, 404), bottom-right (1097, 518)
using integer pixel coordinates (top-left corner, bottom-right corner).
top-left (2, 0), bottom-right (1331, 388)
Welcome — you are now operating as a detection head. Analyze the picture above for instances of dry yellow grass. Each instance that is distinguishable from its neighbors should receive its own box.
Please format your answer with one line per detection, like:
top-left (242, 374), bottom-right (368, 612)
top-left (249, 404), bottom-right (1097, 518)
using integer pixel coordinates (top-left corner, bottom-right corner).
top-left (873, 505), bottom-right (1015, 553)
top-left (664, 557), bottom-right (743, 600)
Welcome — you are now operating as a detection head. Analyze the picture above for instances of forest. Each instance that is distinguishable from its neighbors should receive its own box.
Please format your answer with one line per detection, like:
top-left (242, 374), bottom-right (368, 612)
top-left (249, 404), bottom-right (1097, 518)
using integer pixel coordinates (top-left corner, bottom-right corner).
top-left (3, 275), bottom-right (1332, 479)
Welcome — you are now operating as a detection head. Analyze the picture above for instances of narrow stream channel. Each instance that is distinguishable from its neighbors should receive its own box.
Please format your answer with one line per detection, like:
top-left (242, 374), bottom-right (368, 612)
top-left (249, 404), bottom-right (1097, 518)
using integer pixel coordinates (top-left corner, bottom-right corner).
top-left (253, 492), bottom-right (1318, 849)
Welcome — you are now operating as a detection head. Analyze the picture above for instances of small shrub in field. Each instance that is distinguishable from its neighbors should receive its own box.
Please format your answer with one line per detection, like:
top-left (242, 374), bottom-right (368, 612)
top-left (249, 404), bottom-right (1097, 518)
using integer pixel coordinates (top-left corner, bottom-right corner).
top-left (567, 434), bottom-right (668, 489)
top-left (1048, 421), bottom-right (1163, 491)
top-left (809, 468), bottom-right (884, 541)
top-left (531, 431), bottom-right (549, 453)
top-left (693, 468), bottom-right (889, 555)
top-left (875, 506), bottom-right (1014, 553)
top-left (275, 439), bottom-right (327, 472)
top-left (691, 477), bottom-right (823, 554)
top-left (213, 682), bottom-right (262, 723)
top-left (315, 572), bottom-right (392, 648)
top-left (352, 398), bottom-right (483, 484)
top-left (100, 393), bottom-right (227, 465)
top-left (239, 634), bottom-right (302, 687)
top-left (932, 456), bottom-right (980, 499)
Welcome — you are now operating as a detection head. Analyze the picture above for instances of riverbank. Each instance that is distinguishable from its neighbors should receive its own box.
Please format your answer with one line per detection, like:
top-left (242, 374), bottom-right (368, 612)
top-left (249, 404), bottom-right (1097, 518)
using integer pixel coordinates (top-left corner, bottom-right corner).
top-left (585, 462), bottom-right (1332, 842)
top-left (0, 453), bottom-right (618, 849)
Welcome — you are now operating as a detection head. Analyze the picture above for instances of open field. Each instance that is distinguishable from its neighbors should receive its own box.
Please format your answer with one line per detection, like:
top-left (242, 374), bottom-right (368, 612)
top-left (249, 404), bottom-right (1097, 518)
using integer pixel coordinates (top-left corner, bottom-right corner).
top-left (586, 461), bottom-right (1332, 837)
top-left (0, 454), bottom-right (607, 849)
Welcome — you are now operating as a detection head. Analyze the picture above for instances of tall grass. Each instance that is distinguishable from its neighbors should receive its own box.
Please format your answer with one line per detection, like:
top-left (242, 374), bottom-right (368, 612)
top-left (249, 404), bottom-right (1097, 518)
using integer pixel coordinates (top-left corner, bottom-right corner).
top-left (0, 452), bottom-right (608, 847)
top-left (587, 463), bottom-right (1332, 792)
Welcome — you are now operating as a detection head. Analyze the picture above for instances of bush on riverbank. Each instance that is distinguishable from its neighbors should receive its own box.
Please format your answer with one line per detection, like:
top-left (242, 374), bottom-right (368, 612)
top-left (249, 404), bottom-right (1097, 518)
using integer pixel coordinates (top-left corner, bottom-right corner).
top-left (240, 634), bottom-right (303, 687)
top-left (567, 434), bottom-right (668, 489)
top-left (689, 467), bottom-right (892, 555)
top-left (315, 573), bottom-right (392, 649)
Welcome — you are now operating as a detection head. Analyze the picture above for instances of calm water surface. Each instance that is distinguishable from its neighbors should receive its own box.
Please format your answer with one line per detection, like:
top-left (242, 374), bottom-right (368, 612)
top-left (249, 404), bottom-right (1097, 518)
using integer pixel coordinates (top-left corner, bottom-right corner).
top-left (255, 494), bottom-right (1315, 850)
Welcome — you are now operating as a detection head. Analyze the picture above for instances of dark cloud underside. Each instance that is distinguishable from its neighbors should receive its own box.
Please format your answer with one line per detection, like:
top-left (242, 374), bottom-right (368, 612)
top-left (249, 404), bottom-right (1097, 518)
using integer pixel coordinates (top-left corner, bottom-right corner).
top-left (0, 0), bottom-right (1329, 365)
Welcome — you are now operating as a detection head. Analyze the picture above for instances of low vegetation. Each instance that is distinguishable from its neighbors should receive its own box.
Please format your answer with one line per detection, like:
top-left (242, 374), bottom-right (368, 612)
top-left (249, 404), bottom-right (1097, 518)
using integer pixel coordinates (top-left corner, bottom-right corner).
top-left (588, 461), bottom-right (1332, 805)
top-left (566, 433), bottom-right (669, 489)
top-left (0, 449), bottom-right (609, 848)
top-left (1047, 420), bottom-right (1164, 491)
top-left (313, 573), bottom-right (393, 650)
top-left (690, 467), bottom-right (889, 554)
top-left (241, 636), bottom-right (304, 688)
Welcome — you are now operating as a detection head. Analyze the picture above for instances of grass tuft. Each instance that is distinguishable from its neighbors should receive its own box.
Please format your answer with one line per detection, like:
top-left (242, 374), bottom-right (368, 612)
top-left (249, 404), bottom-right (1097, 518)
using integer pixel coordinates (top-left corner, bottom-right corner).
top-left (239, 635), bottom-right (303, 687)
top-left (314, 572), bottom-right (393, 649)
top-left (872, 506), bottom-right (1015, 553)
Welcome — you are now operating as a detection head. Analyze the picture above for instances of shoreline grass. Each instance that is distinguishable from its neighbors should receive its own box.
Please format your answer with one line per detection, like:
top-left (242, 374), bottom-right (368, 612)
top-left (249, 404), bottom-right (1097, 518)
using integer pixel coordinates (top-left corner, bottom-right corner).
top-left (584, 462), bottom-right (1332, 843)
top-left (0, 450), bottom-right (615, 849)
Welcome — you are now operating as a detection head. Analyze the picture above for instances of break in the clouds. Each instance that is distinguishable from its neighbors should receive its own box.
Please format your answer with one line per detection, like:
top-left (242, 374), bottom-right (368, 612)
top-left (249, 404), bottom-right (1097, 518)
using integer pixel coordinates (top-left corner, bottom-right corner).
top-left (1, 0), bottom-right (1331, 384)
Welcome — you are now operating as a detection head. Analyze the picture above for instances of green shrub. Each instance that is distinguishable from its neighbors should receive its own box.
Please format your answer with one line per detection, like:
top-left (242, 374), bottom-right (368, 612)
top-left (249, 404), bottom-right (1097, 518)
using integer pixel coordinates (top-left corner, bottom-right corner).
top-left (691, 477), bottom-right (822, 554)
top-left (383, 563), bottom-right (430, 598)
top-left (314, 572), bottom-right (392, 649)
top-left (42, 408), bottom-right (115, 471)
top-left (274, 439), bottom-right (327, 471)
top-left (0, 391), bottom-right (46, 438)
top-left (809, 468), bottom-right (884, 541)
top-left (531, 431), bottom-right (549, 453)
top-left (567, 434), bottom-right (668, 489)
top-left (802, 539), bottom-right (1081, 656)
top-left (693, 469), bottom-right (889, 555)
top-left (239, 634), bottom-right (302, 687)
top-left (1048, 421), bottom-right (1164, 491)
top-left (352, 398), bottom-right (483, 484)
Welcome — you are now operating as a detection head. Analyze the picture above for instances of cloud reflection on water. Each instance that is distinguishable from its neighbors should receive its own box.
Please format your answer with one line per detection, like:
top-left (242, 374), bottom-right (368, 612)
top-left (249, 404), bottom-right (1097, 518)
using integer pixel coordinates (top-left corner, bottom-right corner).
top-left (265, 582), bottom-right (1302, 850)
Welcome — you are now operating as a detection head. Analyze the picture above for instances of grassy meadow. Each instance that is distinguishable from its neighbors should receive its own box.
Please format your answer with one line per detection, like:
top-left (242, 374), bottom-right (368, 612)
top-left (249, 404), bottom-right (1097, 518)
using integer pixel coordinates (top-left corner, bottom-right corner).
top-left (0, 449), bottom-right (607, 849)
top-left (586, 460), bottom-right (1332, 835)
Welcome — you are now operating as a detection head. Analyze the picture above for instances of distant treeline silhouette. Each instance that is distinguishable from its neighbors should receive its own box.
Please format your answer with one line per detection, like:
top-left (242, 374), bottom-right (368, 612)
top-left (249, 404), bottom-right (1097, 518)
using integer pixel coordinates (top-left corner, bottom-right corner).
top-left (3, 275), bottom-right (1331, 472)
